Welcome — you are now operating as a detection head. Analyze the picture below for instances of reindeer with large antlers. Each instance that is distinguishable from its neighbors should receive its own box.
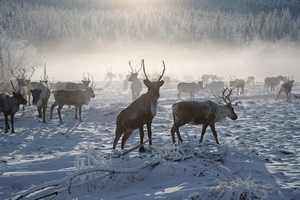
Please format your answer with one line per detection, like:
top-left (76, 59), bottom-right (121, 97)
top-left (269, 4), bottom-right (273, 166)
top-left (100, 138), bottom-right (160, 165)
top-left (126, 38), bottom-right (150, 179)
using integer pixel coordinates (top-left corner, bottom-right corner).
top-left (171, 88), bottom-right (238, 144)
top-left (128, 60), bottom-right (143, 101)
top-left (113, 59), bottom-right (165, 152)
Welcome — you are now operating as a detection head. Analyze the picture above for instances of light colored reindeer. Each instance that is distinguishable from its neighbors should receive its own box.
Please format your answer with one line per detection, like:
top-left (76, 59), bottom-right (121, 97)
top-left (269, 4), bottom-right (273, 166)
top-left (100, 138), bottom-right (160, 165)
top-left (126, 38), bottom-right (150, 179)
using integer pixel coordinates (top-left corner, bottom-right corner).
top-left (276, 80), bottom-right (294, 103)
top-left (113, 59), bottom-right (165, 152)
top-left (128, 60), bottom-right (143, 101)
top-left (30, 82), bottom-right (51, 123)
top-left (66, 72), bottom-right (92, 90)
top-left (171, 88), bottom-right (238, 144)
top-left (50, 80), bottom-right (95, 124)
top-left (264, 76), bottom-right (286, 94)
top-left (177, 81), bottom-right (203, 99)
top-left (229, 79), bottom-right (245, 95)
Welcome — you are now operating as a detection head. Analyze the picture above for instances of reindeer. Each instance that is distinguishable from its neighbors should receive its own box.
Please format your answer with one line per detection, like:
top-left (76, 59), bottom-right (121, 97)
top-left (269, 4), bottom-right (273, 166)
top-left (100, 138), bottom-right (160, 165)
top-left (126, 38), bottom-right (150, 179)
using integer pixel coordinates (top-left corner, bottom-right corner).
top-left (171, 88), bottom-right (238, 144)
top-left (30, 82), bottom-right (51, 123)
top-left (128, 60), bottom-right (143, 101)
top-left (66, 73), bottom-right (91, 90)
top-left (264, 76), bottom-right (286, 94)
top-left (177, 81), bottom-right (203, 99)
top-left (204, 81), bottom-right (225, 94)
top-left (0, 81), bottom-right (28, 133)
top-left (113, 59), bottom-right (165, 152)
top-left (246, 76), bottom-right (255, 85)
top-left (50, 81), bottom-right (95, 124)
top-left (11, 67), bottom-right (35, 107)
top-left (276, 80), bottom-right (294, 103)
top-left (229, 79), bottom-right (245, 95)
top-left (201, 74), bottom-right (211, 85)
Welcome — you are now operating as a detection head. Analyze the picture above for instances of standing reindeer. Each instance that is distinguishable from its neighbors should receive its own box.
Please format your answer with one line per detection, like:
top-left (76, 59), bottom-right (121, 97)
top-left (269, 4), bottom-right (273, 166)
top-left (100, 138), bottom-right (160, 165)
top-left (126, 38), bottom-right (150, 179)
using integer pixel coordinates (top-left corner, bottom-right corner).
top-left (170, 88), bottom-right (238, 144)
top-left (276, 80), bottom-right (294, 103)
top-left (177, 81), bottom-right (203, 99)
top-left (66, 72), bottom-right (91, 89)
top-left (229, 79), bottom-right (245, 95)
top-left (113, 59), bottom-right (165, 152)
top-left (0, 81), bottom-right (28, 133)
top-left (30, 82), bottom-right (51, 123)
top-left (128, 61), bottom-right (143, 101)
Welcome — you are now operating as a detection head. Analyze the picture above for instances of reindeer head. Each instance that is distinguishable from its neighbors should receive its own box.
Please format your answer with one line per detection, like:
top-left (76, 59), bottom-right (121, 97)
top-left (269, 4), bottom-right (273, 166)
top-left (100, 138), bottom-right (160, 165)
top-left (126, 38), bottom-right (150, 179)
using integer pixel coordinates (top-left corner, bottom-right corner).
top-left (128, 60), bottom-right (142, 82)
top-left (219, 88), bottom-right (238, 120)
top-left (142, 59), bottom-right (165, 100)
top-left (82, 72), bottom-right (91, 88)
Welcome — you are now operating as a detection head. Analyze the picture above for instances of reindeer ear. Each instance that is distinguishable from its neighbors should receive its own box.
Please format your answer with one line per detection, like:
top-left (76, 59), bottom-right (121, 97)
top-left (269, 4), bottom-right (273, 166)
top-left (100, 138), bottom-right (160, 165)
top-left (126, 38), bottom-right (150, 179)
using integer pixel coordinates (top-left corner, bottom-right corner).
top-left (159, 80), bottom-right (164, 86)
top-left (144, 79), bottom-right (151, 87)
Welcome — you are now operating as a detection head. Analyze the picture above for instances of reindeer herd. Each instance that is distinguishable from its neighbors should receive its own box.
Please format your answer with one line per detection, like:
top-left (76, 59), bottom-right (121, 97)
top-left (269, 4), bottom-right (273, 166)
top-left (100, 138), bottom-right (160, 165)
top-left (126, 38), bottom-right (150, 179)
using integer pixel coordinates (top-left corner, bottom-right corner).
top-left (0, 62), bottom-right (297, 153)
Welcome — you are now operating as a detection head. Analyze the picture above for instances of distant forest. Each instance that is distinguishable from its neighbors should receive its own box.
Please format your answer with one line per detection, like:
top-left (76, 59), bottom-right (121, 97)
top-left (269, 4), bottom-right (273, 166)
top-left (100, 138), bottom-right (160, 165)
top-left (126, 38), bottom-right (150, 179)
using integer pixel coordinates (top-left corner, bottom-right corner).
top-left (1, 0), bottom-right (300, 45)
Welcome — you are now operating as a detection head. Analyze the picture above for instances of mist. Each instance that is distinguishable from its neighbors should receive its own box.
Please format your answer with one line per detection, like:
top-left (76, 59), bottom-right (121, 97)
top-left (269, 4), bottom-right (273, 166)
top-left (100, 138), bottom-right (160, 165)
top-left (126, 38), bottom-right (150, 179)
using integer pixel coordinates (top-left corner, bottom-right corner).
top-left (33, 41), bottom-right (300, 83)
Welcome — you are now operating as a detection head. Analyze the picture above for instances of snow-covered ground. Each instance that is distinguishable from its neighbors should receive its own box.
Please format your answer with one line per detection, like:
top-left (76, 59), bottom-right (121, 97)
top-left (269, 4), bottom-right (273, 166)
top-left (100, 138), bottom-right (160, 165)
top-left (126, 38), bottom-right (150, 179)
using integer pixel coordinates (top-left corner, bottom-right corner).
top-left (1, 81), bottom-right (300, 200)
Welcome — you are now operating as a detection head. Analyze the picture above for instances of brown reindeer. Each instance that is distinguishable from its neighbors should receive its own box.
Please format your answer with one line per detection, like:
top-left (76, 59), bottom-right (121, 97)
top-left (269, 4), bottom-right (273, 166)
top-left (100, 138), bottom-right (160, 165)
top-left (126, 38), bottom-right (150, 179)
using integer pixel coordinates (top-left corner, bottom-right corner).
top-left (171, 88), bottom-right (237, 144)
top-left (113, 59), bottom-right (165, 152)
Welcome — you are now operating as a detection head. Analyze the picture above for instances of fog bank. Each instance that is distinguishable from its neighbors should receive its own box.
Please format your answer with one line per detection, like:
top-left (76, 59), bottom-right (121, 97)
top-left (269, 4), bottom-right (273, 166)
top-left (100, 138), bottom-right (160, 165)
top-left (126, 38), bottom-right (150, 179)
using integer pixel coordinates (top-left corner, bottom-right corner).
top-left (33, 41), bottom-right (300, 83)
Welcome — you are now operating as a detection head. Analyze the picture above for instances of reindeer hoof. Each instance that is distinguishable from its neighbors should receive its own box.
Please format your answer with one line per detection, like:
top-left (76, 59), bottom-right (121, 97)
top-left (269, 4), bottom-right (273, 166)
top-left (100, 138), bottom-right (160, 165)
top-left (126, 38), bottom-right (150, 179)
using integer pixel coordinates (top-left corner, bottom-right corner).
top-left (139, 146), bottom-right (146, 152)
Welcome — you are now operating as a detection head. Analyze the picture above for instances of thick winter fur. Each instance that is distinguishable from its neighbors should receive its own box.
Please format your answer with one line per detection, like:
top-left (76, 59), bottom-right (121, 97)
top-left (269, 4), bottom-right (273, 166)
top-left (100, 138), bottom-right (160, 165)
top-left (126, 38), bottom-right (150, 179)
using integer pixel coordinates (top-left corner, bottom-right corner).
top-left (128, 73), bottom-right (142, 101)
top-left (276, 80), bottom-right (294, 103)
top-left (50, 87), bottom-right (95, 123)
top-left (171, 100), bottom-right (237, 144)
top-left (113, 60), bottom-right (165, 152)
top-left (177, 81), bottom-right (203, 99)
top-left (30, 82), bottom-right (51, 123)
top-left (229, 79), bottom-right (245, 95)
top-left (0, 92), bottom-right (27, 133)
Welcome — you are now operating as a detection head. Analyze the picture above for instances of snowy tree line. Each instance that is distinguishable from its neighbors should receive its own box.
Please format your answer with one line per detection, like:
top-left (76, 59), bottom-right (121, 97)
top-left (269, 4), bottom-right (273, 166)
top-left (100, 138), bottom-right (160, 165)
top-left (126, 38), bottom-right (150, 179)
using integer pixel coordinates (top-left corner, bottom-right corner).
top-left (0, 0), bottom-right (300, 45)
top-left (0, 0), bottom-right (300, 81)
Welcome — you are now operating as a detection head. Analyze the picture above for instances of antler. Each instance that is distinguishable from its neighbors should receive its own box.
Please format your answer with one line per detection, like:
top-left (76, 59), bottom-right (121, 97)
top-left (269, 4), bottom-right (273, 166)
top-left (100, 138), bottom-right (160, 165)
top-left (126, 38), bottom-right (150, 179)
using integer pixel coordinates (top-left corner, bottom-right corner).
top-left (28, 67), bottom-right (35, 80)
top-left (218, 87), bottom-right (236, 104)
top-left (142, 59), bottom-right (149, 80)
top-left (157, 61), bottom-right (165, 81)
top-left (10, 80), bottom-right (18, 93)
top-left (128, 61), bottom-right (134, 73)
top-left (10, 69), bottom-right (19, 79)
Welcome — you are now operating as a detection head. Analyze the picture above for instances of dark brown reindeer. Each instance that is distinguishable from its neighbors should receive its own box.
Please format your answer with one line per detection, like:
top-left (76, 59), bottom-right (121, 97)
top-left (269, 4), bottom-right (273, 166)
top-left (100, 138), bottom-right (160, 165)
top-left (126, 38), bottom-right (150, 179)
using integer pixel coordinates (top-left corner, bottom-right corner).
top-left (113, 59), bottom-right (165, 152)
top-left (171, 88), bottom-right (238, 144)
top-left (0, 81), bottom-right (28, 133)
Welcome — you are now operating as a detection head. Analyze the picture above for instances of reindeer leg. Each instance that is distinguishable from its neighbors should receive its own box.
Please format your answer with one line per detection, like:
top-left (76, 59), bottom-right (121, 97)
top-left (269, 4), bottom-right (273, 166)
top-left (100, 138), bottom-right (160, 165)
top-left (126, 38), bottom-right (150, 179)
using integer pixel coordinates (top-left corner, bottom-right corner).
top-left (57, 105), bottom-right (64, 124)
top-left (209, 124), bottom-right (220, 144)
top-left (78, 106), bottom-right (82, 122)
top-left (173, 124), bottom-right (183, 144)
top-left (139, 126), bottom-right (146, 152)
top-left (121, 130), bottom-right (132, 149)
top-left (146, 121), bottom-right (152, 145)
top-left (10, 114), bottom-right (15, 133)
top-left (4, 114), bottom-right (9, 133)
top-left (113, 127), bottom-right (123, 149)
top-left (50, 102), bottom-right (57, 119)
top-left (75, 106), bottom-right (78, 119)
top-left (199, 124), bottom-right (208, 143)
top-left (38, 106), bottom-right (42, 118)
top-left (42, 101), bottom-right (47, 123)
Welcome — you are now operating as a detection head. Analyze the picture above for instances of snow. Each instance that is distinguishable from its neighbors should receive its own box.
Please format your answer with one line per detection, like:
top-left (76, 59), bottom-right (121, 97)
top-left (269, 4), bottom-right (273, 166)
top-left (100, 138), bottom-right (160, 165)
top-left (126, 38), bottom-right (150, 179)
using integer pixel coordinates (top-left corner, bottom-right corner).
top-left (1, 81), bottom-right (300, 200)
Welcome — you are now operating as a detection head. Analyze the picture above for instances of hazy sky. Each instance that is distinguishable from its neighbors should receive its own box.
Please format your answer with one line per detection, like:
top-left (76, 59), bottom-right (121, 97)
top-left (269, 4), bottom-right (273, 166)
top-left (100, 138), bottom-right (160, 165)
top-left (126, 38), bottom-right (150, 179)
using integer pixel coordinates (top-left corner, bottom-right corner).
top-left (33, 41), bottom-right (299, 82)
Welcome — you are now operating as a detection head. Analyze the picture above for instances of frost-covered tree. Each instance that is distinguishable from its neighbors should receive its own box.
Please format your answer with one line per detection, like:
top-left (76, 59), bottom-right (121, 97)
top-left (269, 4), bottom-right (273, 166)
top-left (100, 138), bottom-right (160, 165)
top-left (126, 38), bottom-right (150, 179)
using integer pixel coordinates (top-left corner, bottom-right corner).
top-left (0, 33), bottom-right (38, 81)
